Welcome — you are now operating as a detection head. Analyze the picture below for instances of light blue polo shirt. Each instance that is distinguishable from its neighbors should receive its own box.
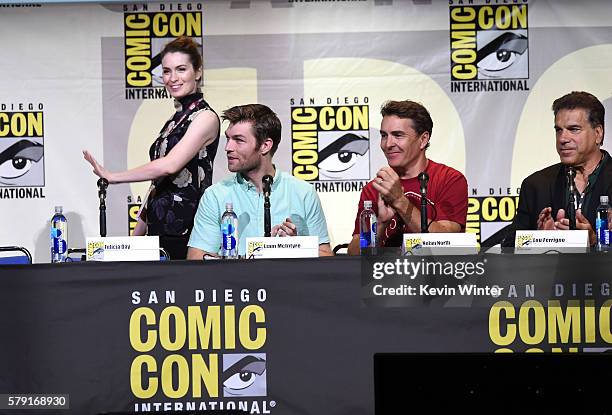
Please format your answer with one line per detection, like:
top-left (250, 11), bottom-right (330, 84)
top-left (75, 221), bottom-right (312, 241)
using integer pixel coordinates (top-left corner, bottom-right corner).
top-left (188, 169), bottom-right (330, 256)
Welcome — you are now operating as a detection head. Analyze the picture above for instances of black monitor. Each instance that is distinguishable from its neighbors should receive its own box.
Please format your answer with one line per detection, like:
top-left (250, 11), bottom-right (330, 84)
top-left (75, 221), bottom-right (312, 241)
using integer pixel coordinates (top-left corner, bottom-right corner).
top-left (374, 352), bottom-right (612, 414)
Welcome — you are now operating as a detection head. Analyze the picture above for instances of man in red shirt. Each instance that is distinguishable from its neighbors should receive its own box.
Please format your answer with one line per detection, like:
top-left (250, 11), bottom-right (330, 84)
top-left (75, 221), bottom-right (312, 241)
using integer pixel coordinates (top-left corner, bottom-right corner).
top-left (347, 100), bottom-right (468, 254)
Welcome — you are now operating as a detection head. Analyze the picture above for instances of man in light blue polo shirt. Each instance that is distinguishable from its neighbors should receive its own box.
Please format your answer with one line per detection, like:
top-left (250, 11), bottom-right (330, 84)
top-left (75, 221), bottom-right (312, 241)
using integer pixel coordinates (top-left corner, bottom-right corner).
top-left (187, 104), bottom-right (332, 259)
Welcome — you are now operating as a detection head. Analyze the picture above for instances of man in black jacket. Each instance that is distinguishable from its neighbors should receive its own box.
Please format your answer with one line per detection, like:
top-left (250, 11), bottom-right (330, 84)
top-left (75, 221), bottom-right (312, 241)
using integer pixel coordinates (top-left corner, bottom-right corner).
top-left (504, 91), bottom-right (608, 247)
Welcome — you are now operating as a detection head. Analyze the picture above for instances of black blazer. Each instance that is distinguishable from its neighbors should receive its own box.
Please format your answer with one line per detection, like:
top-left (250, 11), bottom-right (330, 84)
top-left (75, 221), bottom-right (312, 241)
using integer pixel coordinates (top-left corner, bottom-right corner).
top-left (503, 153), bottom-right (612, 247)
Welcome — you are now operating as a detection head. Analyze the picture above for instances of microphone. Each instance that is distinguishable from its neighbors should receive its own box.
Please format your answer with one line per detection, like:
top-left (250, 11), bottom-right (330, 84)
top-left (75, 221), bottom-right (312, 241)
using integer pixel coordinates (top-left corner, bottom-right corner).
top-left (97, 178), bottom-right (109, 237)
top-left (566, 166), bottom-right (576, 230)
top-left (418, 172), bottom-right (429, 195)
top-left (97, 178), bottom-right (109, 200)
top-left (262, 175), bottom-right (273, 198)
top-left (417, 172), bottom-right (429, 233)
top-left (262, 175), bottom-right (273, 237)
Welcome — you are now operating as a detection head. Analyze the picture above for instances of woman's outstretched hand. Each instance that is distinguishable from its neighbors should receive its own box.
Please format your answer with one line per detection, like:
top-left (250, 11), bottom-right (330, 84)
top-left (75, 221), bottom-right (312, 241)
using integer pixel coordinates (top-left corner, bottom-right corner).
top-left (83, 150), bottom-right (113, 183)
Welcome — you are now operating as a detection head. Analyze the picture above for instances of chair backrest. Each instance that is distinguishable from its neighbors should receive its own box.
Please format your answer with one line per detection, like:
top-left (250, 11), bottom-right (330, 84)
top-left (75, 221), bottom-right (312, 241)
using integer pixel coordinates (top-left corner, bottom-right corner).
top-left (66, 248), bottom-right (86, 262)
top-left (333, 243), bottom-right (349, 255)
top-left (480, 223), bottom-right (514, 249)
top-left (0, 246), bottom-right (33, 265)
top-left (159, 247), bottom-right (171, 261)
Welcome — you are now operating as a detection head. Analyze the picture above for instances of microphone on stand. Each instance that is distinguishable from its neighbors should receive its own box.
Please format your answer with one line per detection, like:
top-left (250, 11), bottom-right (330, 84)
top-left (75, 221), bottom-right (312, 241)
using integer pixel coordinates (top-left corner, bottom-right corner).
top-left (566, 166), bottom-right (576, 230)
top-left (97, 178), bottom-right (109, 237)
top-left (418, 172), bottom-right (429, 233)
top-left (262, 175), bottom-right (273, 237)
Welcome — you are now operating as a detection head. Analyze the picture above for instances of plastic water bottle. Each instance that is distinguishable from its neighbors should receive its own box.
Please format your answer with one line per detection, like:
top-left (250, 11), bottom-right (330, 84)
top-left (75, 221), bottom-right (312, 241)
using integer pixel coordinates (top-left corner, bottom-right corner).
top-left (221, 202), bottom-right (239, 259)
top-left (596, 195), bottom-right (611, 250)
top-left (51, 206), bottom-right (68, 263)
top-left (359, 200), bottom-right (377, 255)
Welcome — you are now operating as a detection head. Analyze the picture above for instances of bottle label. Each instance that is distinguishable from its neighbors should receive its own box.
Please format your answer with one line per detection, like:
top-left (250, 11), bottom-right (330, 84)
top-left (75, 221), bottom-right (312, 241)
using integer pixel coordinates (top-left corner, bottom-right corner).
top-left (51, 225), bottom-right (67, 254)
top-left (360, 222), bottom-right (377, 248)
top-left (372, 222), bottom-right (377, 245)
top-left (360, 232), bottom-right (371, 249)
top-left (222, 223), bottom-right (237, 250)
top-left (597, 218), bottom-right (608, 244)
top-left (53, 238), bottom-right (67, 254)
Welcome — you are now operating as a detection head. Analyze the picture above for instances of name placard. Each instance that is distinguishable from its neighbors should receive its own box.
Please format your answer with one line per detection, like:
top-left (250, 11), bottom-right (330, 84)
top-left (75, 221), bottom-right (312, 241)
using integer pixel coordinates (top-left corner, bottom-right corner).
top-left (402, 233), bottom-right (478, 255)
top-left (86, 236), bottom-right (160, 261)
top-left (515, 230), bottom-right (588, 254)
top-left (246, 236), bottom-right (319, 259)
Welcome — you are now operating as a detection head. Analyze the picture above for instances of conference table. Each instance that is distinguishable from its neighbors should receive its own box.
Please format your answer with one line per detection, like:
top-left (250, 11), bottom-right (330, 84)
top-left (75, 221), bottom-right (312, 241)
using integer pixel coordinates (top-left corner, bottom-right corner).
top-left (1, 254), bottom-right (610, 414)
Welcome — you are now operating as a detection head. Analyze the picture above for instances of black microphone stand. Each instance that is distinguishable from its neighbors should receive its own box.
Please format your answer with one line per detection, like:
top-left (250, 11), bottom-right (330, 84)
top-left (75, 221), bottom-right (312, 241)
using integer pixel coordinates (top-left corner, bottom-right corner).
top-left (262, 175), bottom-right (273, 237)
top-left (98, 178), bottom-right (109, 237)
top-left (567, 167), bottom-right (576, 230)
top-left (264, 195), bottom-right (271, 237)
top-left (420, 193), bottom-right (428, 233)
top-left (418, 172), bottom-right (429, 233)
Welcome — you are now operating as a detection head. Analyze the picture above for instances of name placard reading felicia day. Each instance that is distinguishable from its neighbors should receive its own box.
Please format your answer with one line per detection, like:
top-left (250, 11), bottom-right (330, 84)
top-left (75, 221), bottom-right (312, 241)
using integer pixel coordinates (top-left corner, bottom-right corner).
top-left (86, 236), bottom-right (160, 261)
top-left (402, 233), bottom-right (478, 255)
top-left (514, 230), bottom-right (588, 254)
top-left (246, 236), bottom-right (319, 259)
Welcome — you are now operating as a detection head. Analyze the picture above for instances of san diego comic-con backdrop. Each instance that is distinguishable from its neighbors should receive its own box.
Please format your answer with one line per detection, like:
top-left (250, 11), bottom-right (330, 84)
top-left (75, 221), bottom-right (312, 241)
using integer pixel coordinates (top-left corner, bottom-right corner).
top-left (1, 0), bottom-right (611, 262)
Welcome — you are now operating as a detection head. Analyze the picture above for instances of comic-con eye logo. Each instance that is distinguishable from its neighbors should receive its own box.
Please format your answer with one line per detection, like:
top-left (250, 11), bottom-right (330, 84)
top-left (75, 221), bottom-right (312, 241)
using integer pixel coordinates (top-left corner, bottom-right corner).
top-left (516, 234), bottom-right (533, 247)
top-left (222, 354), bottom-right (267, 397)
top-left (123, 10), bottom-right (202, 97)
top-left (291, 105), bottom-right (370, 182)
top-left (404, 238), bottom-right (423, 253)
top-left (86, 241), bottom-right (105, 260)
top-left (247, 241), bottom-right (265, 258)
top-left (318, 133), bottom-right (369, 181)
top-left (450, 4), bottom-right (528, 81)
top-left (0, 111), bottom-right (44, 187)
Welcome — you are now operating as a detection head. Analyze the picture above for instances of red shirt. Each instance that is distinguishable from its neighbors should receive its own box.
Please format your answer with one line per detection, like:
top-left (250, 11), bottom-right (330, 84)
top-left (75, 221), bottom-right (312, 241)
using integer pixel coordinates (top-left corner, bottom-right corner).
top-left (352, 159), bottom-right (468, 247)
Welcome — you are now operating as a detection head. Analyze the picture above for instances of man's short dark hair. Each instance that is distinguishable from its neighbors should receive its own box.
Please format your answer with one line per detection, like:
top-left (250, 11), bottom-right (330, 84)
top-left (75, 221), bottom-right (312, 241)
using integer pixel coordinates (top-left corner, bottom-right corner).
top-left (380, 100), bottom-right (433, 149)
top-left (221, 104), bottom-right (282, 155)
top-left (552, 91), bottom-right (605, 142)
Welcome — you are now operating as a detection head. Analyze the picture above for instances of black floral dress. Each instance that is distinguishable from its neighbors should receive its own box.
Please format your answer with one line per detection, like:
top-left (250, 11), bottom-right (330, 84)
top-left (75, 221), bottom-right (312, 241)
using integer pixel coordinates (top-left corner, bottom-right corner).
top-left (146, 92), bottom-right (219, 257)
